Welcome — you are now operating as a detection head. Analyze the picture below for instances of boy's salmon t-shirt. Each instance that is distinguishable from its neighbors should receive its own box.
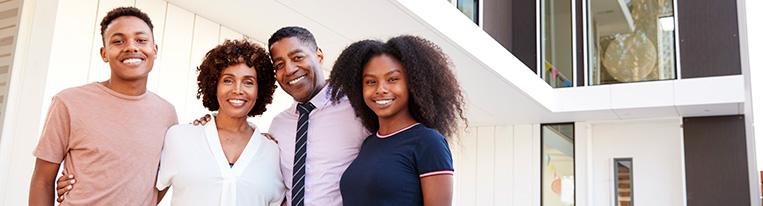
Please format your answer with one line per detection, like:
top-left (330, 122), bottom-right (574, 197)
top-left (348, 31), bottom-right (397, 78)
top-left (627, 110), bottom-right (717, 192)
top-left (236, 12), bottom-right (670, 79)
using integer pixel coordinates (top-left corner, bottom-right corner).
top-left (34, 82), bottom-right (177, 206)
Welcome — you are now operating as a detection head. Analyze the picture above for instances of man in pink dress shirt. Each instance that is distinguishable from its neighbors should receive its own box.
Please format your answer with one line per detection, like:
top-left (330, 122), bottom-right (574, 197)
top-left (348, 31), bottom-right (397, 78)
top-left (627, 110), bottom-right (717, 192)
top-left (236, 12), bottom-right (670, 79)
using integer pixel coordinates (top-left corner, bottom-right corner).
top-left (267, 27), bottom-right (368, 206)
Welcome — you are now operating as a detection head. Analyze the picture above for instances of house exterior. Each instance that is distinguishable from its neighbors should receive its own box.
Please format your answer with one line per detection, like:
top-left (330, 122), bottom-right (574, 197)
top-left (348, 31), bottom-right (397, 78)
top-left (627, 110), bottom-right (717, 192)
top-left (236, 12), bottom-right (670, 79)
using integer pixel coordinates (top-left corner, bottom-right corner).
top-left (0, 0), bottom-right (758, 205)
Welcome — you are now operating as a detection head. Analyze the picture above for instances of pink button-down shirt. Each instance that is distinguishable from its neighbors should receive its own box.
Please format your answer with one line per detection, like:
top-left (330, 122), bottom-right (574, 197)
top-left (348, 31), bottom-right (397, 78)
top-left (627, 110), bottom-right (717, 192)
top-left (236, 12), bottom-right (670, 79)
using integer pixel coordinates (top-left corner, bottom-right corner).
top-left (269, 85), bottom-right (369, 206)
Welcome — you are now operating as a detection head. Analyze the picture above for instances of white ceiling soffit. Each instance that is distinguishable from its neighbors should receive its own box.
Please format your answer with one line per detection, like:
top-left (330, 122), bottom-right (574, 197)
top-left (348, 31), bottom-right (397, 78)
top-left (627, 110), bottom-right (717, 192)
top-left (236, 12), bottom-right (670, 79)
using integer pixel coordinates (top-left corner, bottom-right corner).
top-left (167, 0), bottom-right (744, 126)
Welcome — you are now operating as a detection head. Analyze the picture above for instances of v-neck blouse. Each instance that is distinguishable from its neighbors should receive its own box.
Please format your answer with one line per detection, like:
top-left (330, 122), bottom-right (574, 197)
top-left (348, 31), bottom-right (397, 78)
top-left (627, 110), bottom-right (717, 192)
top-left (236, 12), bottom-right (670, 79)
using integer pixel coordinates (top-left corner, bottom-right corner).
top-left (157, 114), bottom-right (285, 205)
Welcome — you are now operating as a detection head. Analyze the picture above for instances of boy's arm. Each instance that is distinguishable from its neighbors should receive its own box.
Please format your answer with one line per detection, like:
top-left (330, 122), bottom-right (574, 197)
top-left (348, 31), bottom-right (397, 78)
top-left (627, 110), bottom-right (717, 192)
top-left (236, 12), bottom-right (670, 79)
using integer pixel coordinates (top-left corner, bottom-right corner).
top-left (29, 158), bottom-right (61, 206)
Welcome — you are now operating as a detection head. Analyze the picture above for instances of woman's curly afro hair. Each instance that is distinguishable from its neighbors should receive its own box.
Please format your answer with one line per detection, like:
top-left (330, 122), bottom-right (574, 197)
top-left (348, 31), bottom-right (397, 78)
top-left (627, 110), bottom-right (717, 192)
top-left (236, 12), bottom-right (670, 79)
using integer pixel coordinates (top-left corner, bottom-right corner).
top-left (329, 35), bottom-right (467, 138)
top-left (196, 39), bottom-right (277, 117)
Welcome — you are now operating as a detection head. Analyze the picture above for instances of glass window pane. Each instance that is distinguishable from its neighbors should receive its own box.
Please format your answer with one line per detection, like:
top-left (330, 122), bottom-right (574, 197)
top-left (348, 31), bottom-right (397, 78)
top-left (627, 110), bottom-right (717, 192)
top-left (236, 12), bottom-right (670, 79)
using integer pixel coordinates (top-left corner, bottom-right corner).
top-left (457, 0), bottom-right (479, 24)
top-left (614, 158), bottom-right (634, 206)
top-left (543, 0), bottom-right (574, 88)
top-left (588, 0), bottom-right (676, 85)
top-left (542, 124), bottom-right (575, 206)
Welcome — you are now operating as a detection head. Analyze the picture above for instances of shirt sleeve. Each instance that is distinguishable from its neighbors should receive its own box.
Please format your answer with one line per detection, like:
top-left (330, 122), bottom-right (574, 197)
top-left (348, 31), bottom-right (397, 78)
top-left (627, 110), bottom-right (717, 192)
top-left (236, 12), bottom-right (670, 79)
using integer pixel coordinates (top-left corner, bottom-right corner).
top-left (415, 131), bottom-right (455, 178)
top-left (156, 126), bottom-right (181, 190)
top-left (33, 96), bottom-right (71, 164)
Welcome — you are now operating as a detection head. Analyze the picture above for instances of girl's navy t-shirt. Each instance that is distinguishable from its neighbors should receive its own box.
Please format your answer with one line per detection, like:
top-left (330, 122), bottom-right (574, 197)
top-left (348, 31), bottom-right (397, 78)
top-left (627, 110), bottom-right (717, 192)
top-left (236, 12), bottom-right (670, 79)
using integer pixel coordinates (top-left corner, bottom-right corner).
top-left (339, 123), bottom-right (454, 206)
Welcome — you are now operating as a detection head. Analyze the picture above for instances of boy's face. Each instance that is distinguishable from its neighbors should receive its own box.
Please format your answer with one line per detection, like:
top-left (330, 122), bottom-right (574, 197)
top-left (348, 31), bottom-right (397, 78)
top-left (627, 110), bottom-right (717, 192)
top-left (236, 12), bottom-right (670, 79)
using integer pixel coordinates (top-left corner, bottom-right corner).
top-left (100, 16), bottom-right (157, 82)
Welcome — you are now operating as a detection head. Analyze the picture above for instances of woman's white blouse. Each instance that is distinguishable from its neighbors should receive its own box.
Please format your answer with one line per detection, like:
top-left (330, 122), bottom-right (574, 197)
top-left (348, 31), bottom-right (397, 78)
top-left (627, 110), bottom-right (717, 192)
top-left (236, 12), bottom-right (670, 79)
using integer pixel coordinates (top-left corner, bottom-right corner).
top-left (157, 115), bottom-right (285, 206)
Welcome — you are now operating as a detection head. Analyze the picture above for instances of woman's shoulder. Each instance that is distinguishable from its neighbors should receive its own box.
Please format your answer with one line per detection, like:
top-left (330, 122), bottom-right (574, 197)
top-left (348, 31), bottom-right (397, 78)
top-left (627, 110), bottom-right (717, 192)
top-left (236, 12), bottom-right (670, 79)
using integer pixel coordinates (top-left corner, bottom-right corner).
top-left (164, 124), bottom-right (205, 144)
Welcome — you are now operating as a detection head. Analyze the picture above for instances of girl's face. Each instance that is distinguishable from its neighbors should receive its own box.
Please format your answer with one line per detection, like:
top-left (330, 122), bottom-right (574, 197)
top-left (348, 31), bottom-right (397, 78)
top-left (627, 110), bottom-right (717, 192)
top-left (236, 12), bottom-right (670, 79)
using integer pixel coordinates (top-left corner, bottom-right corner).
top-left (216, 63), bottom-right (258, 118)
top-left (362, 54), bottom-right (411, 121)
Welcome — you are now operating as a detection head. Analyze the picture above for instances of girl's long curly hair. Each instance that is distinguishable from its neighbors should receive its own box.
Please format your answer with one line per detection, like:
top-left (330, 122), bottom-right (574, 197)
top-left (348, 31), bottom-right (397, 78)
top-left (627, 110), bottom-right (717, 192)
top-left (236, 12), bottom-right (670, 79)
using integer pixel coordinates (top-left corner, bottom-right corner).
top-left (329, 35), bottom-right (466, 138)
top-left (196, 39), bottom-right (277, 117)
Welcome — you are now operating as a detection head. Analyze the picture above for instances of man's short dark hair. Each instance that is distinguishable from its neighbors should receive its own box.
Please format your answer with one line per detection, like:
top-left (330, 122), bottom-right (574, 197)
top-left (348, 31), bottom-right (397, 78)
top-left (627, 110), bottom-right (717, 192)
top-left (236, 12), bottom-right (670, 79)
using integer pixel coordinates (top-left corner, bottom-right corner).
top-left (100, 7), bottom-right (154, 44)
top-left (267, 26), bottom-right (318, 50)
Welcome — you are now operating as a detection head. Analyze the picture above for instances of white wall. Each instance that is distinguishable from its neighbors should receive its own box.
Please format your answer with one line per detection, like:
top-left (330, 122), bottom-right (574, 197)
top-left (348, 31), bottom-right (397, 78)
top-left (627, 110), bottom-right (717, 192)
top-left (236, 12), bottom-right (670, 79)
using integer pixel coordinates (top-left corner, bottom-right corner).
top-left (0, 0), bottom-right (292, 204)
top-left (453, 119), bottom-right (685, 206)
top-left (452, 124), bottom-right (541, 206)
top-left (587, 118), bottom-right (685, 206)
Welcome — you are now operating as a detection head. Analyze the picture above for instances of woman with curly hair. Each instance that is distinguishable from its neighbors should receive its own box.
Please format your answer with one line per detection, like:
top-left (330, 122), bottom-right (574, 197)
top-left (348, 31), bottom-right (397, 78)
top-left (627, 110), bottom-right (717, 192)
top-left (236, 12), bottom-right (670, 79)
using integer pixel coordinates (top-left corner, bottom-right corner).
top-left (155, 39), bottom-right (284, 205)
top-left (330, 35), bottom-right (466, 206)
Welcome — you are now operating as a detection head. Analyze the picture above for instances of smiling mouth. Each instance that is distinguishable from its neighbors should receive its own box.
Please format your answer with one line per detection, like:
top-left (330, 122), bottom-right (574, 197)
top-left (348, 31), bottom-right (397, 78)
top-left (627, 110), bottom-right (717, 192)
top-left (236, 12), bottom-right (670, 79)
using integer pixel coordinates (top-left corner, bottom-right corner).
top-left (373, 98), bottom-right (393, 106)
top-left (228, 99), bottom-right (247, 106)
top-left (288, 75), bottom-right (305, 85)
top-left (121, 57), bottom-right (145, 65)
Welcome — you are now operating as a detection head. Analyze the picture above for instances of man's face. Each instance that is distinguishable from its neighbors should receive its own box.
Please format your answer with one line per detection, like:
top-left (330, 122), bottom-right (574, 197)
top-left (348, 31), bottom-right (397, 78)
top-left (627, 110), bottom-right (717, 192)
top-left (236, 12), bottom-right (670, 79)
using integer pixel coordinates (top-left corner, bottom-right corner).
top-left (270, 37), bottom-right (325, 103)
top-left (100, 16), bottom-right (157, 82)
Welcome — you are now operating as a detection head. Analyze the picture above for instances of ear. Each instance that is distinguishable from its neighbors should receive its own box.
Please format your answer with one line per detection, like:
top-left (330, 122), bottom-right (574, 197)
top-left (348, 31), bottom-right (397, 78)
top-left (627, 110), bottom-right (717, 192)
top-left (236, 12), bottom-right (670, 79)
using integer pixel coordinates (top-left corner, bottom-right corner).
top-left (100, 47), bottom-right (107, 62)
top-left (153, 44), bottom-right (159, 59)
top-left (315, 47), bottom-right (324, 64)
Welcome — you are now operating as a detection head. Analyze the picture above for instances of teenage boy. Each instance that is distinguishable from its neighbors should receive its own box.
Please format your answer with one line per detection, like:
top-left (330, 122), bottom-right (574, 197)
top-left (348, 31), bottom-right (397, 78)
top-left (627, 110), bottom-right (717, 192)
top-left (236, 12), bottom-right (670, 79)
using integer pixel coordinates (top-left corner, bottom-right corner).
top-left (28, 7), bottom-right (177, 206)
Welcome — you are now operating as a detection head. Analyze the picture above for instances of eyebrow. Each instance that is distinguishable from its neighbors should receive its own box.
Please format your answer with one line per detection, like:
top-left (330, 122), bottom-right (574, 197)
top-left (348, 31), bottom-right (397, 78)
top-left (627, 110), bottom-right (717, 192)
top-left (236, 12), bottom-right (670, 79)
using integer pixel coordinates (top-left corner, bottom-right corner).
top-left (275, 48), bottom-right (306, 61)
top-left (221, 73), bottom-right (257, 79)
top-left (109, 31), bottom-right (149, 38)
top-left (364, 69), bottom-right (402, 77)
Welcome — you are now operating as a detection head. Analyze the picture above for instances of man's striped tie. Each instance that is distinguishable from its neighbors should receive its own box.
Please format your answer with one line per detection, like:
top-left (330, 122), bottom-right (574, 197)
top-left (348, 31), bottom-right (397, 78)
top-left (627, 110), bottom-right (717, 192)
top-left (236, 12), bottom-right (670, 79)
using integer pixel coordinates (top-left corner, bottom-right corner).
top-left (292, 102), bottom-right (315, 206)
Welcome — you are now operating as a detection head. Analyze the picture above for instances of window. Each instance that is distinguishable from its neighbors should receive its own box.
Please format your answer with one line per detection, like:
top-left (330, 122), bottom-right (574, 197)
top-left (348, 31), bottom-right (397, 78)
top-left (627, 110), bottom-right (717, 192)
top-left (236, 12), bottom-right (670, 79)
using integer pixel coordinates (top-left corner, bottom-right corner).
top-left (542, 123), bottom-right (575, 206)
top-left (588, 0), bottom-right (676, 85)
top-left (453, 0), bottom-right (479, 24)
top-left (541, 0), bottom-right (574, 88)
top-left (614, 158), bottom-right (634, 206)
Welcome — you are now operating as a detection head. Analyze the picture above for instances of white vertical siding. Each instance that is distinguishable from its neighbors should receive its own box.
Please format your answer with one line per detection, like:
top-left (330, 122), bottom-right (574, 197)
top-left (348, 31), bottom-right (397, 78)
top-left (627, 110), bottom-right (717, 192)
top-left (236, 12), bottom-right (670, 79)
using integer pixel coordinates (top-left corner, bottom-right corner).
top-left (476, 126), bottom-right (495, 206)
top-left (457, 127), bottom-right (478, 205)
top-left (453, 124), bottom-right (540, 206)
top-left (493, 125), bottom-right (514, 205)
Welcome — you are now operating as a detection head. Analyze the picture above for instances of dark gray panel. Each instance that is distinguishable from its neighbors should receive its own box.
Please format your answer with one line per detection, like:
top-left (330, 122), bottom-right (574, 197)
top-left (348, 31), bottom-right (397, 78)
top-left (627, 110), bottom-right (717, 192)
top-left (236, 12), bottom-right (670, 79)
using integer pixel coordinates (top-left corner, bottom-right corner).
top-left (576, 0), bottom-right (583, 86)
top-left (683, 115), bottom-right (749, 206)
top-left (678, 0), bottom-right (741, 78)
top-left (482, 0), bottom-right (512, 50)
top-left (482, 0), bottom-right (536, 73)
top-left (510, 0), bottom-right (537, 72)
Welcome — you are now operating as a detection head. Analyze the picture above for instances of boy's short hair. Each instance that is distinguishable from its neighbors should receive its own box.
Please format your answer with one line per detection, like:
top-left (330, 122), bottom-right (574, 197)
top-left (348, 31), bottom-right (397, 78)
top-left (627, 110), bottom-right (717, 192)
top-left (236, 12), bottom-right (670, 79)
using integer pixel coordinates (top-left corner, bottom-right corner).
top-left (99, 7), bottom-right (154, 44)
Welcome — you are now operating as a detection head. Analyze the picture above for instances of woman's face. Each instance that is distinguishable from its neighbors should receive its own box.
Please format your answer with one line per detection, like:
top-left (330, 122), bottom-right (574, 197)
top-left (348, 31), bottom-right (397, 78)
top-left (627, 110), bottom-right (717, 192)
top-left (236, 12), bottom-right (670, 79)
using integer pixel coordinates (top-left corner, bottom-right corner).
top-left (216, 63), bottom-right (258, 118)
top-left (362, 54), bottom-right (410, 121)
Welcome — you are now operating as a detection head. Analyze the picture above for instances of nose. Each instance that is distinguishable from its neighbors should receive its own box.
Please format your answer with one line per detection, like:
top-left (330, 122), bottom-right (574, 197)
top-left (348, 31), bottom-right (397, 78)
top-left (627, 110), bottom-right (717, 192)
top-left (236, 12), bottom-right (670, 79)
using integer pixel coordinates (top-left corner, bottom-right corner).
top-left (375, 81), bottom-right (388, 95)
top-left (123, 40), bottom-right (139, 53)
top-left (233, 82), bottom-right (244, 94)
top-left (284, 61), bottom-right (299, 76)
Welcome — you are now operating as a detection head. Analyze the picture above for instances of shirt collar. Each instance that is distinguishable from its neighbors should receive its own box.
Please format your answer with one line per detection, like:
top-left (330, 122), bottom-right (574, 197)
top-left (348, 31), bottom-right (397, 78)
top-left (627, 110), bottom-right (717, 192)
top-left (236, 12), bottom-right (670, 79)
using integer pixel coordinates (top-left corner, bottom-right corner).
top-left (290, 84), bottom-right (332, 114)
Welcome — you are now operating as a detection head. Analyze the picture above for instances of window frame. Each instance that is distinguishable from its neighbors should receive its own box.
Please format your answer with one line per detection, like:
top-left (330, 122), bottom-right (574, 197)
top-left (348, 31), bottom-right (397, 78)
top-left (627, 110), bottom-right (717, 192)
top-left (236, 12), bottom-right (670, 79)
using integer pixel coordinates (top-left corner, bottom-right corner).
top-left (540, 122), bottom-right (576, 206)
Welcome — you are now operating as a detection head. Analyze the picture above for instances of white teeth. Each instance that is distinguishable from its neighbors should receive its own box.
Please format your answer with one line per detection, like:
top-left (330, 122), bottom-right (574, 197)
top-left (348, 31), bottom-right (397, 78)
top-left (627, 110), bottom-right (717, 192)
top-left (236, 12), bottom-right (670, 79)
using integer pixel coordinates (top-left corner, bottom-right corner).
top-left (122, 58), bottom-right (143, 65)
top-left (228, 99), bottom-right (245, 105)
top-left (375, 99), bottom-right (392, 105)
top-left (288, 76), bottom-right (305, 85)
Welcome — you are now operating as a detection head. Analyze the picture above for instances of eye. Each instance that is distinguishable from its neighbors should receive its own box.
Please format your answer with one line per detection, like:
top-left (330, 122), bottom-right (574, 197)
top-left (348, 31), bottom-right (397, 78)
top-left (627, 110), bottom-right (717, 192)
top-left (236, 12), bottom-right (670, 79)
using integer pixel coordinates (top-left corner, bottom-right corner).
top-left (111, 39), bottom-right (124, 45)
top-left (244, 79), bottom-right (256, 87)
top-left (137, 38), bottom-right (149, 43)
top-left (389, 77), bottom-right (399, 83)
top-left (222, 78), bottom-right (233, 84)
top-left (293, 55), bottom-right (304, 61)
top-left (274, 62), bottom-right (284, 70)
top-left (365, 79), bottom-right (376, 86)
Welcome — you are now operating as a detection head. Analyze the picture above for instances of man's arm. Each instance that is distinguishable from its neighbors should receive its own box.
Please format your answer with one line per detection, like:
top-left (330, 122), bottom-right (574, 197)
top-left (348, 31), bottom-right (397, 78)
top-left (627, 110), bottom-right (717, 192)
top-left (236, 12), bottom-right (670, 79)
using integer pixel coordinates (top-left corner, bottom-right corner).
top-left (29, 158), bottom-right (61, 206)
